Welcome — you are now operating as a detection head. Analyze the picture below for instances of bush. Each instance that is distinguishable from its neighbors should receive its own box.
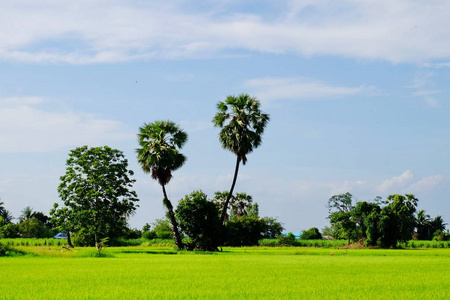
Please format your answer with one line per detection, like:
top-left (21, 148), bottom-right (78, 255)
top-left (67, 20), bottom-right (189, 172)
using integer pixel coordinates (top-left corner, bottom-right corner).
top-left (142, 231), bottom-right (157, 240)
top-left (301, 227), bottom-right (322, 240)
top-left (225, 216), bottom-right (265, 246)
top-left (176, 190), bottom-right (221, 251)
top-left (277, 233), bottom-right (297, 246)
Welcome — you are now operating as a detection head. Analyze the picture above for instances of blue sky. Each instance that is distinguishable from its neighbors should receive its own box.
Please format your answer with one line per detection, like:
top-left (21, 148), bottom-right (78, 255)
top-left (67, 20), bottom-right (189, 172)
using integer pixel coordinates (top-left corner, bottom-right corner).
top-left (1, 0), bottom-right (449, 232)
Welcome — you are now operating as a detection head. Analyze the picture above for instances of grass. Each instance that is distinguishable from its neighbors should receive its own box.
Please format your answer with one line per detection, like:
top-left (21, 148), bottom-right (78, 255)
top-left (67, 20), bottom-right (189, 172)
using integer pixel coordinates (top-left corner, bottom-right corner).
top-left (1, 245), bottom-right (449, 299)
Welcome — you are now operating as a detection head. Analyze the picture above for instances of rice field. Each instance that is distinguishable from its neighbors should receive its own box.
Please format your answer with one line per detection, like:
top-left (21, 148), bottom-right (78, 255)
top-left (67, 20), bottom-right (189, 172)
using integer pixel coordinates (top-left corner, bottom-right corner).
top-left (1, 245), bottom-right (449, 299)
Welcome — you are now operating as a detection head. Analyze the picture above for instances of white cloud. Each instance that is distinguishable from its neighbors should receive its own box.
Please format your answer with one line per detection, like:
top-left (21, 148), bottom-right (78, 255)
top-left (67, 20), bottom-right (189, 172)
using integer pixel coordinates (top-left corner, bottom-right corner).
top-left (245, 77), bottom-right (373, 102)
top-left (407, 175), bottom-right (444, 193)
top-left (378, 170), bottom-right (415, 193)
top-left (1, 1), bottom-right (450, 63)
top-left (377, 170), bottom-right (444, 194)
top-left (0, 97), bottom-right (130, 153)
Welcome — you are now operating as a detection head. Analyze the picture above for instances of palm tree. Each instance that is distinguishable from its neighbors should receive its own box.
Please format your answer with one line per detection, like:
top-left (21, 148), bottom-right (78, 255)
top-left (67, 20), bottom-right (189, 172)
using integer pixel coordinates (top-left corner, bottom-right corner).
top-left (432, 216), bottom-right (447, 232)
top-left (0, 200), bottom-right (14, 224)
top-left (19, 206), bottom-right (35, 223)
top-left (232, 193), bottom-right (253, 218)
top-left (416, 210), bottom-right (431, 239)
top-left (213, 94), bottom-right (269, 225)
top-left (136, 120), bottom-right (187, 249)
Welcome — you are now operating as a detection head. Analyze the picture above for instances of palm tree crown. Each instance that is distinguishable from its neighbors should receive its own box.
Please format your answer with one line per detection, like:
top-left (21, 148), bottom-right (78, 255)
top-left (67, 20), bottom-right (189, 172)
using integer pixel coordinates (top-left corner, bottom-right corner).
top-left (136, 120), bottom-right (188, 186)
top-left (213, 93), bottom-right (270, 165)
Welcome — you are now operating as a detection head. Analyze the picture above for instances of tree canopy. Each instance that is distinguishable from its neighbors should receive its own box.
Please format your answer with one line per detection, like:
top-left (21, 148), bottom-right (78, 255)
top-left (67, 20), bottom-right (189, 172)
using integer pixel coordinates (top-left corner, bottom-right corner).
top-left (51, 146), bottom-right (139, 249)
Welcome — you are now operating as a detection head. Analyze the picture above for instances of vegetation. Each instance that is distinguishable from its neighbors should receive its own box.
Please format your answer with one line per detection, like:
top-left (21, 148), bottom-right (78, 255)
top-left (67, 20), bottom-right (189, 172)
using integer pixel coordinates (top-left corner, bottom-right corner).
top-left (1, 246), bottom-right (449, 299)
top-left (137, 120), bottom-right (187, 250)
top-left (212, 94), bottom-right (270, 226)
top-left (175, 190), bottom-right (221, 251)
top-left (50, 146), bottom-right (139, 249)
top-left (326, 193), bottom-right (448, 248)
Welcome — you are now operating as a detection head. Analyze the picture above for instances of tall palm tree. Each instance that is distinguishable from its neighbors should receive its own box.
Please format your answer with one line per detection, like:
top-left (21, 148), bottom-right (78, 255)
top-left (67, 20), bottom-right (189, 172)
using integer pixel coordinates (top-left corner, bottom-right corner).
top-left (213, 93), bottom-right (269, 225)
top-left (136, 121), bottom-right (187, 249)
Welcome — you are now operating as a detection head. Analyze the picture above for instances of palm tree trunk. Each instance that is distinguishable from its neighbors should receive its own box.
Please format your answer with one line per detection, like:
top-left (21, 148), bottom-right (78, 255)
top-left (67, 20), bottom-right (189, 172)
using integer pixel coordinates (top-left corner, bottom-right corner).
top-left (220, 156), bottom-right (241, 225)
top-left (162, 185), bottom-right (184, 250)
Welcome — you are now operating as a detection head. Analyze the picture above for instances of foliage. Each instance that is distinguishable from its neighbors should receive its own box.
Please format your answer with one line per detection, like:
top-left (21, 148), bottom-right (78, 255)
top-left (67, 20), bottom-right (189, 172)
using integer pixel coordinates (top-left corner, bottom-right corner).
top-left (301, 227), bottom-right (322, 240)
top-left (18, 217), bottom-right (53, 238)
top-left (136, 120), bottom-right (187, 250)
top-left (225, 215), bottom-right (266, 246)
top-left (0, 200), bottom-right (13, 224)
top-left (3, 247), bottom-right (450, 299)
top-left (326, 193), bottom-right (421, 248)
top-left (260, 217), bottom-right (283, 239)
top-left (51, 146), bottom-right (139, 249)
top-left (212, 94), bottom-right (270, 225)
top-left (175, 190), bottom-right (221, 251)
top-left (326, 193), bottom-right (357, 244)
top-left (377, 194), bottom-right (418, 248)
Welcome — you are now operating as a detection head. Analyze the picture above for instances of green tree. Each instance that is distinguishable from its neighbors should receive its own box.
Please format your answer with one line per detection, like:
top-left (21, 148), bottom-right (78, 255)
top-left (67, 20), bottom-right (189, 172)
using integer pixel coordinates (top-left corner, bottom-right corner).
top-left (136, 121), bottom-right (187, 250)
top-left (301, 227), bottom-right (322, 240)
top-left (0, 200), bottom-right (13, 224)
top-left (225, 215), bottom-right (266, 246)
top-left (213, 94), bottom-right (270, 226)
top-left (18, 206), bottom-right (35, 223)
top-left (326, 193), bottom-right (356, 244)
top-left (416, 210), bottom-right (432, 240)
top-left (52, 146), bottom-right (139, 249)
top-left (260, 216), bottom-right (283, 239)
top-left (377, 194), bottom-right (418, 248)
top-left (18, 217), bottom-right (51, 238)
top-left (175, 190), bottom-right (221, 251)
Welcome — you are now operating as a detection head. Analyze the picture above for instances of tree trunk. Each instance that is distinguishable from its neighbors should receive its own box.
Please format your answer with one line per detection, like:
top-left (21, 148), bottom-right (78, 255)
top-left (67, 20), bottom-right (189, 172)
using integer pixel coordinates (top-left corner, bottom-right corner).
top-left (162, 185), bottom-right (184, 250)
top-left (220, 156), bottom-right (241, 225)
top-left (67, 231), bottom-right (74, 248)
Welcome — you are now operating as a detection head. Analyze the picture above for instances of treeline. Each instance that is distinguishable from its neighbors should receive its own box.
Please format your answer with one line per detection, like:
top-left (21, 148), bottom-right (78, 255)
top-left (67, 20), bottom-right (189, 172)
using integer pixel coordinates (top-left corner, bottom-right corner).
top-left (2, 94), bottom-right (279, 251)
top-left (324, 192), bottom-right (449, 248)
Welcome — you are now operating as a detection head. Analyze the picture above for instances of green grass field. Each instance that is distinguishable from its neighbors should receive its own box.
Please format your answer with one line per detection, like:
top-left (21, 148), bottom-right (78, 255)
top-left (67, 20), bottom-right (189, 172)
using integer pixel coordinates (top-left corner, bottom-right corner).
top-left (1, 245), bottom-right (450, 299)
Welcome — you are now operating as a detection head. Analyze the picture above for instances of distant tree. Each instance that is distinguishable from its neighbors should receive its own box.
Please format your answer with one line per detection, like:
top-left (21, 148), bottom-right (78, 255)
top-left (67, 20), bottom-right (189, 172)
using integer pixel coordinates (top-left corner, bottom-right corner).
top-left (175, 190), bottom-right (221, 251)
top-left (260, 216), bottom-right (283, 239)
top-left (150, 218), bottom-right (173, 239)
top-left (301, 227), bottom-right (322, 240)
top-left (326, 193), bottom-right (356, 244)
top-left (213, 94), bottom-right (270, 226)
top-left (18, 206), bottom-right (35, 223)
top-left (137, 121), bottom-right (187, 250)
top-left (225, 216), bottom-right (266, 246)
top-left (0, 200), bottom-right (13, 224)
top-left (377, 194), bottom-right (418, 248)
top-left (416, 210), bottom-right (432, 240)
top-left (52, 146), bottom-right (139, 249)
top-left (18, 218), bottom-right (51, 238)
top-left (353, 201), bottom-right (382, 246)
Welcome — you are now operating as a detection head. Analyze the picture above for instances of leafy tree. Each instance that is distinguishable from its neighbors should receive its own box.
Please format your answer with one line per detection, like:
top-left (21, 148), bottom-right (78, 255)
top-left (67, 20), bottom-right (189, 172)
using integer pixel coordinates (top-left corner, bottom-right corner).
top-left (353, 201), bottom-right (382, 246)
top-left (137, 121), bottom-right (187, 249)
top-left (326, 193), bottom-right (356, 244)
top-left (260, 217), bottom-right (283, 239)
top-left (301, 227), bottom-right (322, 240)
top-left (377, 194), bottom-right (418, 248)
top-left (213, 94), bottom-right (270, 225)
top-left (51, 146), bottom-right (139, 249)
top-left (225, 216), bottom-right (266, 246)
top-left (150, 218), bottom-right (173, 239)
top-left (18, 217), bottom-right (51, 238)
top-left (175, 190), bottom-right (221, 251)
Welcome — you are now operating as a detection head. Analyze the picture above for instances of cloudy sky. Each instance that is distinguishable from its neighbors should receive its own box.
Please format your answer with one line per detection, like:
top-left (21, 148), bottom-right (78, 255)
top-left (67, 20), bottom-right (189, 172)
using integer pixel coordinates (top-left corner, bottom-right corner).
top-left (1, 0), bottom-right (449, 232)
